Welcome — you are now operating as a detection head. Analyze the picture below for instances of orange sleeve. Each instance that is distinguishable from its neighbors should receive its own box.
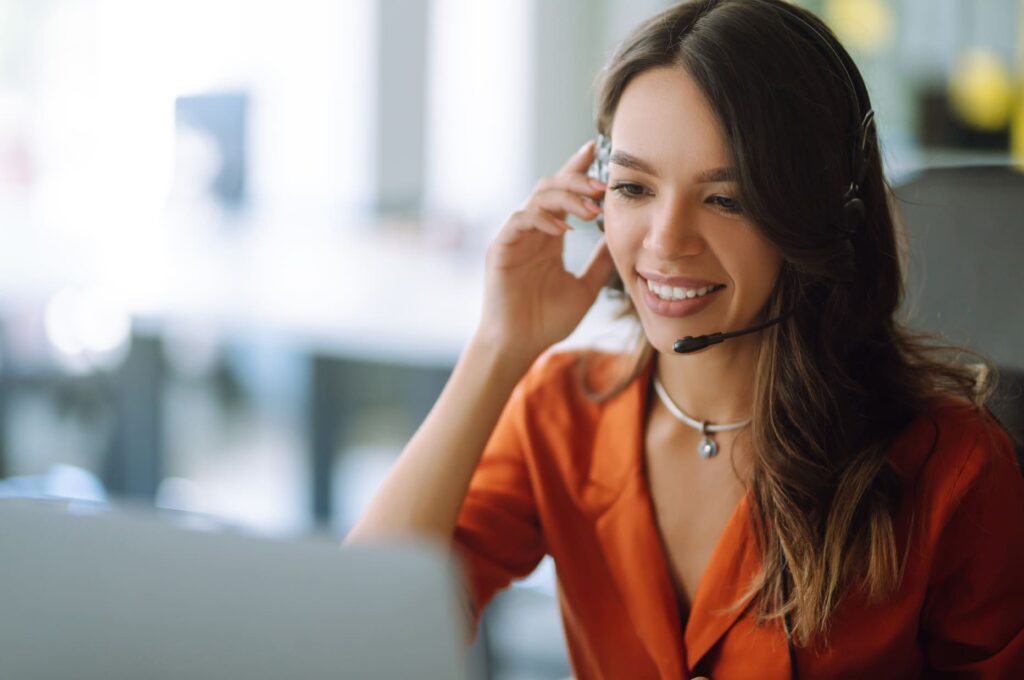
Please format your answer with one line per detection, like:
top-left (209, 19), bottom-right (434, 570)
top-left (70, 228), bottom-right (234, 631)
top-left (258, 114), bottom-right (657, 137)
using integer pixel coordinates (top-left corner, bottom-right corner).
top-left (450, 368), bottom-right (548, 644)
top-left (921, 421), bottom-right (1024, 676)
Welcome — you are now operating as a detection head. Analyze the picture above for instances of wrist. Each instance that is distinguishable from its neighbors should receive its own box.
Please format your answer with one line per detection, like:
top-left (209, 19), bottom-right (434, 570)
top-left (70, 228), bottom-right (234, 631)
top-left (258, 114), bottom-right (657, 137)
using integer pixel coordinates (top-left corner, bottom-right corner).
top-left (466, 327), bottom-right (542, 380)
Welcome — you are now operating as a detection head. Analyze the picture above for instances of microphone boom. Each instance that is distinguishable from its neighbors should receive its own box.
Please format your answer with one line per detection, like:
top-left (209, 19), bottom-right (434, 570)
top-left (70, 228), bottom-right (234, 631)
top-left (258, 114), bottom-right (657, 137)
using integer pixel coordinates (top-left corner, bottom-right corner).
top-left (673, 313), bottom-right (791, 354)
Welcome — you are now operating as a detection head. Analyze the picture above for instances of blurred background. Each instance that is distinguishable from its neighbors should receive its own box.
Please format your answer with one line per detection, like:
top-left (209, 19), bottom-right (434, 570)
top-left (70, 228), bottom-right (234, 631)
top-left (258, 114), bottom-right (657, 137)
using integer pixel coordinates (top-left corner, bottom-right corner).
top-left (1, 0), bottom-right (1022, 678)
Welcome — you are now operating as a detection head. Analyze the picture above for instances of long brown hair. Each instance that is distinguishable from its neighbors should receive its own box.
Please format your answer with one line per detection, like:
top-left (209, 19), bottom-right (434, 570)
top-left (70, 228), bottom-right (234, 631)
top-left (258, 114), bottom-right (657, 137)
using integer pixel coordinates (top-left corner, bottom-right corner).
top-left (585, 0), bottom-right (997, 647)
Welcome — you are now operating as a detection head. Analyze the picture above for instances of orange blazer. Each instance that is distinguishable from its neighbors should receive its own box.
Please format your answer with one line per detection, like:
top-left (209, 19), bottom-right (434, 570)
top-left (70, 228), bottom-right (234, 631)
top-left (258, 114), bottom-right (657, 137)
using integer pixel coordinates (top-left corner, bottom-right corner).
top-left (451, 350), bottom-right (1024, 679)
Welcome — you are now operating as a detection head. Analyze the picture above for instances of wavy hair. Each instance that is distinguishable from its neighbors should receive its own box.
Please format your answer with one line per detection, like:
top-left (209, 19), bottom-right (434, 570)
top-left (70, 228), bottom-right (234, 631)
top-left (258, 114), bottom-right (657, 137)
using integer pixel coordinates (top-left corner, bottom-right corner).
top-left (583, 0), bottom-right (997, 647)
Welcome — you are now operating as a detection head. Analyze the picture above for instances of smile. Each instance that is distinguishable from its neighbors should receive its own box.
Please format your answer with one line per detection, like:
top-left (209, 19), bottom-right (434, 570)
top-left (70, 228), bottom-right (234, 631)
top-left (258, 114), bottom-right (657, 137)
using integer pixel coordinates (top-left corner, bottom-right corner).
top-left (636, 274), bottom-right (726, 318)
top-left (645, 279), bottom-right (726, 302)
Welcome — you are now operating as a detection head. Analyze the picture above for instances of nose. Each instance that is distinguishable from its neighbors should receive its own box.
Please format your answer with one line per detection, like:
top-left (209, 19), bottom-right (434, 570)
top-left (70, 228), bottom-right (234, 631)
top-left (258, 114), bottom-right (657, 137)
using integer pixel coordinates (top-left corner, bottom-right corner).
top-left (641, 193), bottom-right (705, 258)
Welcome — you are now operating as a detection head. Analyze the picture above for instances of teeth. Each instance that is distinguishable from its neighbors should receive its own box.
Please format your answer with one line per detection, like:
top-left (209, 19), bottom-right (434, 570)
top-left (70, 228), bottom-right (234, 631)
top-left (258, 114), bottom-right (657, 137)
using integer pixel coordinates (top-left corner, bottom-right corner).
top-left (646, 279), bottom-right (720, 302)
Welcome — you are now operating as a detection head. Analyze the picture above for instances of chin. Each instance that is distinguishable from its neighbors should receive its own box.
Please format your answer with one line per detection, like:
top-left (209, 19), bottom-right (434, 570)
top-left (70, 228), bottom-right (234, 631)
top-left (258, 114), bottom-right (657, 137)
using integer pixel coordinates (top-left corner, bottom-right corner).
top-left (637, 321), bottom-right (685, 355)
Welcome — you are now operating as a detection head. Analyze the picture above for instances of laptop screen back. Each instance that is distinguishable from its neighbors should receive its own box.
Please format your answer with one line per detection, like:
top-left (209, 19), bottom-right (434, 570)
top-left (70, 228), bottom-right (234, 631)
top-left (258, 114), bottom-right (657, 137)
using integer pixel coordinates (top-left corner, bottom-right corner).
top-left (0, 499), bottom-right (469, 680)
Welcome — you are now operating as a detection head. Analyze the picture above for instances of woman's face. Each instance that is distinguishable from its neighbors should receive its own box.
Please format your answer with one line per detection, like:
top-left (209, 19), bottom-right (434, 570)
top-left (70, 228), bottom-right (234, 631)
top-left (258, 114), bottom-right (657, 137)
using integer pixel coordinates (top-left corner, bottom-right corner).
top-left (605, 66), bottom-right (783, 355)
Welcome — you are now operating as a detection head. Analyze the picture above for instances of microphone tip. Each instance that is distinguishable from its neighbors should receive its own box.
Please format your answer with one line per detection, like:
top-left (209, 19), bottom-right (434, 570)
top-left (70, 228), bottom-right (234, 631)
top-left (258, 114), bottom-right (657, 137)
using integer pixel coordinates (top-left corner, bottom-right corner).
top-left (674, 336), bottom-right (709, 354)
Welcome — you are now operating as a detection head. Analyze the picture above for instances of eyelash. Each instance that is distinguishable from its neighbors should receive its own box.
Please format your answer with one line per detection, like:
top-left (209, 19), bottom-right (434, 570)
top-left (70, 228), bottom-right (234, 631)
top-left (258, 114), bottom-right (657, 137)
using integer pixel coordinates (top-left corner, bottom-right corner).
top-left (608, 182), bottom-right (744, 214)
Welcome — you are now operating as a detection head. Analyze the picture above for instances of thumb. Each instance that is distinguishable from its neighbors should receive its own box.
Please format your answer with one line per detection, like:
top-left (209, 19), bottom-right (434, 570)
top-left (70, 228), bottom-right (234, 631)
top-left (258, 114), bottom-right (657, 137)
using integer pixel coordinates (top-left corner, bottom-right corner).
top-left (578, 237), bottom-right (617, 295)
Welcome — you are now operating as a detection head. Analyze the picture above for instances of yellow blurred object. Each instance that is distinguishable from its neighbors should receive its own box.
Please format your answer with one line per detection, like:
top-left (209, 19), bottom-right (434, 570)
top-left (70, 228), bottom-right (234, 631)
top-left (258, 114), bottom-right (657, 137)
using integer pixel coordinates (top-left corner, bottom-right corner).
top-left (1012, 92), bottom-right (1024, 169)
top-left (948, 49), bottom-right (1015, 132)
top-left (824, 0), bottom-right (893, 53)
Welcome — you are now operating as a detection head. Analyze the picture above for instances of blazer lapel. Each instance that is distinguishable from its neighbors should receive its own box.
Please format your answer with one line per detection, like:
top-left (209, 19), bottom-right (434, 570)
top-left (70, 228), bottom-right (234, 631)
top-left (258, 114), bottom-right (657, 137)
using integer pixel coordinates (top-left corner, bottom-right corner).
top-left (590, 354), bottom-right (687, 678)
top-left (683, 493), bottom-right (762, 670)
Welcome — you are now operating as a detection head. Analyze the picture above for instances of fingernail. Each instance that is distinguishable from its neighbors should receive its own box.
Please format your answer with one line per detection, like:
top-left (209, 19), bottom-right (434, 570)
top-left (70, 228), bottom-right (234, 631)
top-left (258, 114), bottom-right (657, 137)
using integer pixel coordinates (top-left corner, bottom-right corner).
top-left (589, 178), bottom-right (606, 190)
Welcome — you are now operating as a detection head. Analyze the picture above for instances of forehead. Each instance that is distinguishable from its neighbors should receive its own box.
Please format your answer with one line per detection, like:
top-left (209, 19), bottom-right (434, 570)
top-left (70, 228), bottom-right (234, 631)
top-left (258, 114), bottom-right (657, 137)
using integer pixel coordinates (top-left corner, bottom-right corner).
top-left (609, 67), bottom-right (731, 173)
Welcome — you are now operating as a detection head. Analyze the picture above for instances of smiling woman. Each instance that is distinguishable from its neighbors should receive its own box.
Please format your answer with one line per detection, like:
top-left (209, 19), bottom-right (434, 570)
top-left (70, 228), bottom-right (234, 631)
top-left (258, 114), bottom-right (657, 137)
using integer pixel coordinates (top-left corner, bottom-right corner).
top-left (345, 1), bottom-right (1024, 679)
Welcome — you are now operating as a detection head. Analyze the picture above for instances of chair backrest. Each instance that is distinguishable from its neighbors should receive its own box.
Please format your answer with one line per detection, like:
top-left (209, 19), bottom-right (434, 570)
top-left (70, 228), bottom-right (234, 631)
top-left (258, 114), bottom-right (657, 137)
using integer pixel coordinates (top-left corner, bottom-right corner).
top-left (892, 165), bottom-right (1024, 465)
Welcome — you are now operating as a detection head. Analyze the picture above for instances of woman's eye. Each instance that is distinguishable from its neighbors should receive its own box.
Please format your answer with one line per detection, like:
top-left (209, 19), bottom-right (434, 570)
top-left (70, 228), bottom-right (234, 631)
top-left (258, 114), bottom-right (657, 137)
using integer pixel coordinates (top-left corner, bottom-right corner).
top-left (708, 195), bottom-right (743, 214)
top-left (609, 184), bottom-right (743, 214)
top-left (610, 182), bottom-right (648, 201)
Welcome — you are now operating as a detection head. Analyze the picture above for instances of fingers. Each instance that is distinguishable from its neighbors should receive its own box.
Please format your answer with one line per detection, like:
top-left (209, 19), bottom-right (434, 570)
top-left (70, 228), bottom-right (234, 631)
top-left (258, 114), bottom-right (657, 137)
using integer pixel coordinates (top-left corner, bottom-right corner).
top-left (523, 139), bottom-right (608, 223)
top-left (558, 138), bottom-right (599, 175)
top-left (493, 207), bottom-right (571, 247)
top-left (578, 237), bottom-right (618, 295)
top-left (493, 139), bottom-right (609, 257)
top-left (528, 186), bottom-right (603, 222)
top-left (533, 171), bottom-right (606, 199)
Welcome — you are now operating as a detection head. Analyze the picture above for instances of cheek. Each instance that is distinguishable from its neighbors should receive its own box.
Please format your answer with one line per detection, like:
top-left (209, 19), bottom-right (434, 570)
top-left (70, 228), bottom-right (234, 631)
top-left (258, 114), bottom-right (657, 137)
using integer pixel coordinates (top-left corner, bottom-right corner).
top-left (600, 212), bottom-right (630, 262)
top-left (746, 233), bottom-right (784, 285)
top-left (602, 205), bottom-right (644, 252)
top-left (716, 230), bottom-right (783, 294)
top-left (599, 215), bottom-right (642, 293)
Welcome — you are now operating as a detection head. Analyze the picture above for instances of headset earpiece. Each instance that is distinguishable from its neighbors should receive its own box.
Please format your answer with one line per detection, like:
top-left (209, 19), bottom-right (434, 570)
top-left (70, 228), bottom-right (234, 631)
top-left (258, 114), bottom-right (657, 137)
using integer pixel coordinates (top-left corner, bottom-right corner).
top-left (842, 184), bottom-right (866, 233)
top-left (587, 134), bottom-right (611, 234)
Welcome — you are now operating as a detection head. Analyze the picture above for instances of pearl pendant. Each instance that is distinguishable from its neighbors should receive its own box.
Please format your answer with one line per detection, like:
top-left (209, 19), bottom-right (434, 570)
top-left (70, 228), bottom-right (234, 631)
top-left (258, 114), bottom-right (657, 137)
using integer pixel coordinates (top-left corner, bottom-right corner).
top-left (698, 437), bottom-right (718, 458)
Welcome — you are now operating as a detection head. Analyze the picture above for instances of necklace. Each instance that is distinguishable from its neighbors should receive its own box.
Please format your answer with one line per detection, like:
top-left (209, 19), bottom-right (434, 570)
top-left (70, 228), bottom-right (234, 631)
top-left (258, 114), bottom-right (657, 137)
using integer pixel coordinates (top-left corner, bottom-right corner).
top-left (652, 376), bottom-right (752, 458)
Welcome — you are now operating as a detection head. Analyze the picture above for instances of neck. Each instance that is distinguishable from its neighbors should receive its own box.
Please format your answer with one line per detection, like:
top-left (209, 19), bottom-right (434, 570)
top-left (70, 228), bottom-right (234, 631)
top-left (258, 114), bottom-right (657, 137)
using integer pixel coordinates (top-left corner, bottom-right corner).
top-left (653, 331), bottom-right (761, 425)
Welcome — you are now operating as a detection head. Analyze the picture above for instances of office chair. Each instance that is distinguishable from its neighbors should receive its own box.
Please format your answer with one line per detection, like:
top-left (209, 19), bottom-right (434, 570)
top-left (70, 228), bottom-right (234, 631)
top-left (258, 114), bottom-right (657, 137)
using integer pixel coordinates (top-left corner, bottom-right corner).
top-left (892, 164), bottom-right (1024, 466)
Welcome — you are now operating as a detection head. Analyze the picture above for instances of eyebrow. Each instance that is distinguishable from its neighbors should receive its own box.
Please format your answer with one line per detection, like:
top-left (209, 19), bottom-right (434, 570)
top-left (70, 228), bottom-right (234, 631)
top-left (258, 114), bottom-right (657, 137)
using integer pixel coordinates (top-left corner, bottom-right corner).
top-left (608, 150), bottom-right (738, 183)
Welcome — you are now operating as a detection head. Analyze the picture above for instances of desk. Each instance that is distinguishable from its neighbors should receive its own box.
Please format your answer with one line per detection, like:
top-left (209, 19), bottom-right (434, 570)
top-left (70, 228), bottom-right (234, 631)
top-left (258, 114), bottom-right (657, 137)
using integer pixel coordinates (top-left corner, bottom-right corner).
top-left (0, 222), bottom-right (630, 523)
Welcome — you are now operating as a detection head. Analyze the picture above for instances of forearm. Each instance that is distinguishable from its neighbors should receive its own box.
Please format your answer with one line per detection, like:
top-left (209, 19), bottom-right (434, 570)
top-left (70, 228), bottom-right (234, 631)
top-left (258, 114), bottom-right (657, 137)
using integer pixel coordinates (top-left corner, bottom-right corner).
top-left (343, 333), bottom-right (536, 545)
top-left (344, 140), bottom-right (606, 546)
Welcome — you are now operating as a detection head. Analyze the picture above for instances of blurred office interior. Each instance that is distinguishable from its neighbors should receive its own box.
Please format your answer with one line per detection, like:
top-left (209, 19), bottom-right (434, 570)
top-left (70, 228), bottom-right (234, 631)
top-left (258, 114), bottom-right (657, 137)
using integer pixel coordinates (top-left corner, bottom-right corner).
top-left (1, 1), bottom-right (1023, 678)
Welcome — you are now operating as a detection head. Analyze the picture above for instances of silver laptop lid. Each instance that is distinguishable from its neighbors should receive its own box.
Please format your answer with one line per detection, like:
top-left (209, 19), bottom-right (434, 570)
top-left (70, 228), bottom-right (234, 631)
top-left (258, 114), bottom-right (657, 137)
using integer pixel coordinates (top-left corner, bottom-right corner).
top-left (0, 499), bottom-right (468, 680)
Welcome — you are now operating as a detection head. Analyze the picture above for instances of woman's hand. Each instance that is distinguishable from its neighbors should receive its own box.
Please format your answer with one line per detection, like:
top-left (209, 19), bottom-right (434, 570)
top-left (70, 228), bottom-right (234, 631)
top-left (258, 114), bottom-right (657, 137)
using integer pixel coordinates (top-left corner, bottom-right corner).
top-left (476, 139), bottom-right (615, 364)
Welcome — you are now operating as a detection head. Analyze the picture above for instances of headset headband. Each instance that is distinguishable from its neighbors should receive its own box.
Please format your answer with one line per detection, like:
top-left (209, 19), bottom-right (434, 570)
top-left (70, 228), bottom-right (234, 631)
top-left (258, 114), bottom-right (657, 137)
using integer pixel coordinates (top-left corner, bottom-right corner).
top-left (761, 0), bottom-right (876, 232)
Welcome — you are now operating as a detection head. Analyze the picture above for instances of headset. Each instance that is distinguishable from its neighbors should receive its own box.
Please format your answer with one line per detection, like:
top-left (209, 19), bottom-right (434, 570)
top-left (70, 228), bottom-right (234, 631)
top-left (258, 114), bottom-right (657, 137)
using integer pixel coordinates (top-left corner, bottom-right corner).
top-left (586, 2), bottom-right (878, 678)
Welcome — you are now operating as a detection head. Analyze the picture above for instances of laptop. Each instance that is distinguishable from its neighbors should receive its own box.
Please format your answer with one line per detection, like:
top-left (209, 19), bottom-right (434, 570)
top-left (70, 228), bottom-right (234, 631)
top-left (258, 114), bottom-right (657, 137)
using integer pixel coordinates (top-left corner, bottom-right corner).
top-left (0, 498), bottom-right (469, 680)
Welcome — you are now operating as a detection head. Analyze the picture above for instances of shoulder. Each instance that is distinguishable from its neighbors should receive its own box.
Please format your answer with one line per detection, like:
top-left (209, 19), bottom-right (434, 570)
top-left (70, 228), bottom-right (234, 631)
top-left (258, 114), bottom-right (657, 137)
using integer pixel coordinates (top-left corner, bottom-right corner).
top-left (890, 396), bottom-right (1022, 527)
top-left (506, 349), bottom-right (647, 477)
top-left (515, 348), bottom-right (641, 410)
top-left (516, 349), bottom-right (584, 398)
top-left (891, 397), bottom-right (1017, 480)
top-left (894, 400), bottom-right (1024, 663)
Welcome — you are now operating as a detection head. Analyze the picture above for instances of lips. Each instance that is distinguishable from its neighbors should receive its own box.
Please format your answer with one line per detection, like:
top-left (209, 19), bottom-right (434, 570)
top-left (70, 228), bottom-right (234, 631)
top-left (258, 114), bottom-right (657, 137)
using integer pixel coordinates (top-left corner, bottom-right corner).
top-left (635, 272), bottom-right (725, 318)
top-left (638, 270), bottom-right (722, 288)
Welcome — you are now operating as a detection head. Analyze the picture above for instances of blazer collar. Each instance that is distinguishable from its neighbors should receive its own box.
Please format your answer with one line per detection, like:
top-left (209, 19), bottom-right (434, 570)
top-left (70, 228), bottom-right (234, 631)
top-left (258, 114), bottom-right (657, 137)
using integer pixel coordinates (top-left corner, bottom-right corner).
top-left (589, 351), bottom-right (762, 677)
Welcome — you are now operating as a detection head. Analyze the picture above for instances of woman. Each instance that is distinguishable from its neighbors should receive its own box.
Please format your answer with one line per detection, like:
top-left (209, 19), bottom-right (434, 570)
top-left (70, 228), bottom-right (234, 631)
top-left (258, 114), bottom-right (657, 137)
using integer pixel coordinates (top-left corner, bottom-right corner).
top-left (345, 1), bottom-right (1024, 677)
